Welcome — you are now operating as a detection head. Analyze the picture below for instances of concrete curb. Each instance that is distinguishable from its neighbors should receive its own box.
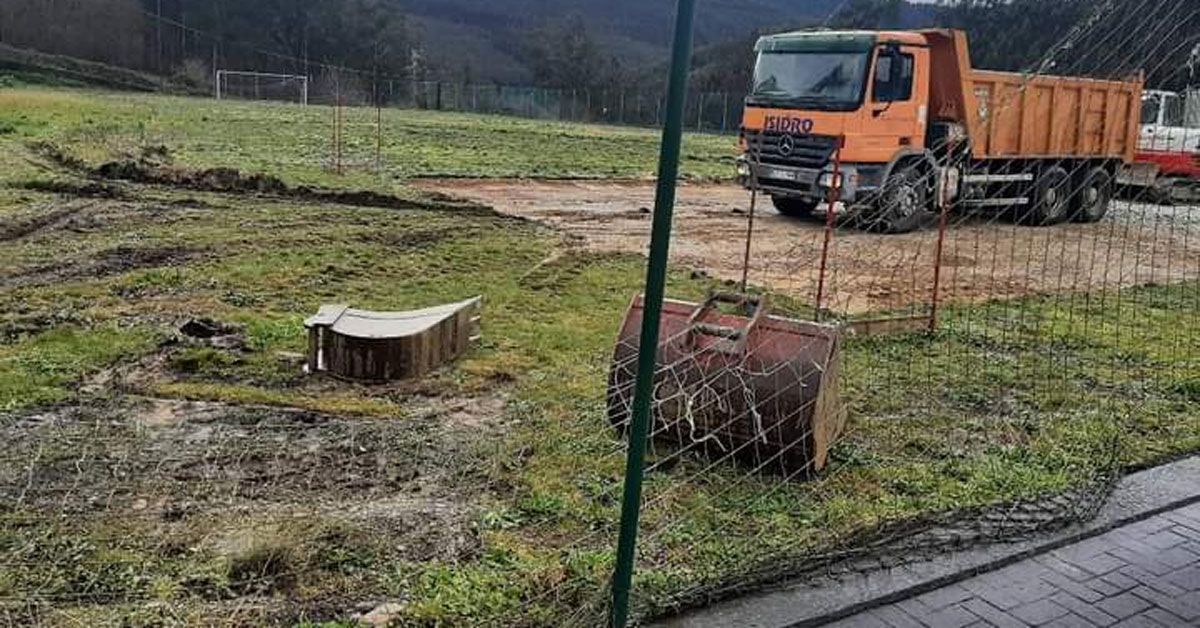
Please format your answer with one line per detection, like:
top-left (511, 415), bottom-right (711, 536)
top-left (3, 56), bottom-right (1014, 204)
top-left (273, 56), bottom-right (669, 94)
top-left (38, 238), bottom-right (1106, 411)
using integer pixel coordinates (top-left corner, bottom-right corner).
top-left (655, 456), bottom-right (1200, 628)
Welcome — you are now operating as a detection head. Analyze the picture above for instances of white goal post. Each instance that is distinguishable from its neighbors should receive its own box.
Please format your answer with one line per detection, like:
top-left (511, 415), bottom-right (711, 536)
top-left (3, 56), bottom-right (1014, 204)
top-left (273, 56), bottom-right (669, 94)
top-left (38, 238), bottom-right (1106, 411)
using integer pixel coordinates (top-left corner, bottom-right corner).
top-left (215, 70), bottom-right (309, 106)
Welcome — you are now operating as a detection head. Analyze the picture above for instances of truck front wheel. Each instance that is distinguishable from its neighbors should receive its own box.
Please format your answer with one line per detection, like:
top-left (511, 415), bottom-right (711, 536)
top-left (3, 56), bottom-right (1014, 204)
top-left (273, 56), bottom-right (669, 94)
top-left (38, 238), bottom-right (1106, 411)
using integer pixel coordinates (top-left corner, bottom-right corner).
top-left (772, 196), bottom-right (820, 218)
top-left (1018, 166), bottom-right (1071, 226)
top-left (1072, 168), bottom-right (1113, 223)
top-left (865, 166), bottom-right (930, 234)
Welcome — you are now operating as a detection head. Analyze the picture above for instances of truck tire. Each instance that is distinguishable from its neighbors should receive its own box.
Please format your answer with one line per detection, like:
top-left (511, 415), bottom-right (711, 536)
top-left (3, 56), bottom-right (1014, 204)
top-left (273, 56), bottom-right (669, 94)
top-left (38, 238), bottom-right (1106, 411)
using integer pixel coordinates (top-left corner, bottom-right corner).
top-left (772, 196), bottom-right (820, 218)
top-left (1072, 168), bottom-right (1113, 223)
top-left (865, 166), bottom-right (930, 234)
top-left (1017, 166), bottom-right (1070, 226)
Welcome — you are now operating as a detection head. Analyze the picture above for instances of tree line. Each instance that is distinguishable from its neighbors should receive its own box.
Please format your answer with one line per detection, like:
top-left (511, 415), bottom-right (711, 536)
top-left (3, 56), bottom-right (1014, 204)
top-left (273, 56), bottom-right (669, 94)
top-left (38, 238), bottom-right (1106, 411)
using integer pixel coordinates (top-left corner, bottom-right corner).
top-left (0, 0), bottom-right (1194, 94)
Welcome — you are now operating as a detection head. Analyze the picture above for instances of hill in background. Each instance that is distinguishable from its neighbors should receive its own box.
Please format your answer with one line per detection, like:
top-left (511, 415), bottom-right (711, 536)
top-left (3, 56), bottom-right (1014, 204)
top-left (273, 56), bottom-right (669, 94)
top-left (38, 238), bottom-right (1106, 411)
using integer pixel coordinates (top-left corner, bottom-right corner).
top-left (407, 0), bottom-right (937, 84)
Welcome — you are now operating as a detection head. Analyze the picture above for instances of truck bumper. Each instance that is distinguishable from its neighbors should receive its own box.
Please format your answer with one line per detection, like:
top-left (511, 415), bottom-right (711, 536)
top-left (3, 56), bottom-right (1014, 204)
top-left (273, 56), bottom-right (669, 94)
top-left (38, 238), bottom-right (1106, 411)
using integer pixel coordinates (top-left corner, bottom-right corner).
top-left (736, 158), bottom-right (883, 204)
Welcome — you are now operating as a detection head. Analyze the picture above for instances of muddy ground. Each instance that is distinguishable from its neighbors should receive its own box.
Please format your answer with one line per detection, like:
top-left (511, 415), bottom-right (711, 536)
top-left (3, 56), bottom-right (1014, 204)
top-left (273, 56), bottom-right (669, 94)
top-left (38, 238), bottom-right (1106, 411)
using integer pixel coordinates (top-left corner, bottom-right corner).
top-left (417, 179), bottom-right (1200, 315)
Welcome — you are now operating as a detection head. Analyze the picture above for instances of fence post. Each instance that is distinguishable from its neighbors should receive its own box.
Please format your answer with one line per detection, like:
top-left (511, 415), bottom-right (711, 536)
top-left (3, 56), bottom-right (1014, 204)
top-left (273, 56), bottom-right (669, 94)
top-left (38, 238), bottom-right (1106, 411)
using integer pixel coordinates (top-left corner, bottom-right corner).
top-left (435, 82), bottom-right (443, 110)
top-left (608, 1), bottom-right (697, 625)
top-left (721, 92), bottom-right (730, 134)
top-left (814, 138), bottom-right (845, 320)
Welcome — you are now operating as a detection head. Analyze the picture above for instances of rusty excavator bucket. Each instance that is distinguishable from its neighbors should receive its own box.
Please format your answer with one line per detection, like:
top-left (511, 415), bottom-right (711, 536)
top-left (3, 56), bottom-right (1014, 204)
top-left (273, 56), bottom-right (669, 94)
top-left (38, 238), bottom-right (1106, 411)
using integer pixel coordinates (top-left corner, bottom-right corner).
top-left (607, 293), bottom-right (845, 477)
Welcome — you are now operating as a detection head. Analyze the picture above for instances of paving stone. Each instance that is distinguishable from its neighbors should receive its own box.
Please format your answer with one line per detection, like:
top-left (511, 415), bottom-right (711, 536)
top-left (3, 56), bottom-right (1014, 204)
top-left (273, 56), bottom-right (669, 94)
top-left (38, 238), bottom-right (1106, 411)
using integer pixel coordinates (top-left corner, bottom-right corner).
top-left (959, 598), bottom-right (1028, 628)
top-left (1153, 545), bottom-right (1200, 570)
top-left (896, 597), bottom-right (933, 618)
top-left (829, 507), bottom-right (1200, 628)
top-left (1140, 608), bottom-right (1191, 628)
top-left (1037, 570), bottom-right (1104, 603)
top-left (914, 584), bottom-right (975, 610)
top-left (1107, 547), bottom-right (1176, 577)
top-left (1118, 565), bottom-right (1189, 597)
top-left (977, 584), bottom-right (1047, 612)
top-left (1175, 502), bottom-right (1200, 520)
top-left (1111, 613), bottom-right (1167, 628)
top-left (1099, 570), bottom-right (1143, 593)
top-left (1035, 555), bottom-right (1094, 582)
top-left (1120, 517), bottom-right (1178, 536)
top-left (1052, 536), bottom-right (1114, 562)
top-left (1141, 529), bottom-right (1190, 551)
top-left (1128, 586), bottom-right (1200, 621)
top-left (1064, 552), bottom-right (1131, 577)
top-left (1079, 575), bottom-right (1125, 598)
top-left (921, 604), bottom-right (980, 628)
top-left (1163, 511), bottom-right (1200, 534)
top-left (1096, 592), bottom-right (1154, 620)
top-left (823, 612), bottom-right (891, 628)
top-left (865, 606), bottom-right (927, 628)
top-left (1050, 592), bottom-right (1119, 626)
top-left (1042, 614), bottom-right (1099, 628)
top-left (1009, 598), bottom-right (1070, 625)
top-left (1163, 564), bottom-right (1200, 591)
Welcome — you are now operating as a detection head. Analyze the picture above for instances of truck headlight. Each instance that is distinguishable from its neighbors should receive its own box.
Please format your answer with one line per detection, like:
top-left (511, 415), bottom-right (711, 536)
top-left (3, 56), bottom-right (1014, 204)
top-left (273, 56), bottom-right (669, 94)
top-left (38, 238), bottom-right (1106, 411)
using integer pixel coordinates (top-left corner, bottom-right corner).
top-left (819, 172), bottom-right (843, 188)
top-left (736, 161), bottom-right (751, 177)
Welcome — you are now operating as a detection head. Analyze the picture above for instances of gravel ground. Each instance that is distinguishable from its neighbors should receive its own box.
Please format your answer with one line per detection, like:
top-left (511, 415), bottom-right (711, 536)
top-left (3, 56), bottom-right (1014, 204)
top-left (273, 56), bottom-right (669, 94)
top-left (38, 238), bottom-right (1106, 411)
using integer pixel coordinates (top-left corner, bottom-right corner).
top-left (418, 179), bottom-right (1200, 316)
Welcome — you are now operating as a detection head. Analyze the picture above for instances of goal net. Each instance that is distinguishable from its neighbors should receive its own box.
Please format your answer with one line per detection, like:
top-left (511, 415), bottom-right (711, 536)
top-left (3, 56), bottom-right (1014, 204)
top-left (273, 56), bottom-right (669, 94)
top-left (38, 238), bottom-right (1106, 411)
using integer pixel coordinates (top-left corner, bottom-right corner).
top-left (216, 71), bottom-right (309, 105)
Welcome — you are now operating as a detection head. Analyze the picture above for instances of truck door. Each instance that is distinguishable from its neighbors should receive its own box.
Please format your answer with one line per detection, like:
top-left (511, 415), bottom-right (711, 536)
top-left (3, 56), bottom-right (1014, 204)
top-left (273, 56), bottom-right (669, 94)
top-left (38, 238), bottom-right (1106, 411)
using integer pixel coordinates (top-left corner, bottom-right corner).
top-left (866, 44), bottom-right (929, 157)
top-left (1142, 92), bottom-right (1187, 152)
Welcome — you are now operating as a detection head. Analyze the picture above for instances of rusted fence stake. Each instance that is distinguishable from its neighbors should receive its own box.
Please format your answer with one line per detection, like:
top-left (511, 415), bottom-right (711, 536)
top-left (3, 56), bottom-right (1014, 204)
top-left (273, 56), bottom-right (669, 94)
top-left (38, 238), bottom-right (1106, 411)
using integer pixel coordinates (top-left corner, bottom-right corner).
top-left (814, 137), bottom-right (845, 320)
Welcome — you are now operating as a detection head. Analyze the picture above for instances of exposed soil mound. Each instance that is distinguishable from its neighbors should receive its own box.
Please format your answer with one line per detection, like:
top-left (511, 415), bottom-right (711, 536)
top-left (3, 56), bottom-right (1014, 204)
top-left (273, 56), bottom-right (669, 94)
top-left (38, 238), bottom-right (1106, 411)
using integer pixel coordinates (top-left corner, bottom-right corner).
top-left (95, 161), bottom-right (292, 196)
top-left (90, 159), bottom-right (490, 214)
top-left (18, 179), bottom-right (126, 199)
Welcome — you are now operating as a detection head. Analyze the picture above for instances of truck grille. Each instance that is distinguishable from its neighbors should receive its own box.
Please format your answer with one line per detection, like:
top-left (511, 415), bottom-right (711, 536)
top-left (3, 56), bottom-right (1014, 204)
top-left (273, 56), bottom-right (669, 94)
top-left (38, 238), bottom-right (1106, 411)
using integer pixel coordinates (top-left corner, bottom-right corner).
top-left (744, 131), bottom-right (840, 169)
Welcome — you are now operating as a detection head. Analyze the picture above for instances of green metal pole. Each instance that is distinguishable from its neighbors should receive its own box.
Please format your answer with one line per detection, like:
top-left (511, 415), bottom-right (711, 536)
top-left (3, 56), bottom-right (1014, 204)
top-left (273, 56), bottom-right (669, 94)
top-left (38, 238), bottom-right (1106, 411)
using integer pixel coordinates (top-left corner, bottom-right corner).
top-left (609, 0), bottom-right (697, 626)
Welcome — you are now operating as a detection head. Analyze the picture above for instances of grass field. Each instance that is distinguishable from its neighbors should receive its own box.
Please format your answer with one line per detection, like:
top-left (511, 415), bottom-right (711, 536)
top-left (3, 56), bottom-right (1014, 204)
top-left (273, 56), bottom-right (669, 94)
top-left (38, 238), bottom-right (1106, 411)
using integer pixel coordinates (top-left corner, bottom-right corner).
top-left (0, 87), bottom-right (738, 188)
top-left (0, 86), bottom-right (1197, 626)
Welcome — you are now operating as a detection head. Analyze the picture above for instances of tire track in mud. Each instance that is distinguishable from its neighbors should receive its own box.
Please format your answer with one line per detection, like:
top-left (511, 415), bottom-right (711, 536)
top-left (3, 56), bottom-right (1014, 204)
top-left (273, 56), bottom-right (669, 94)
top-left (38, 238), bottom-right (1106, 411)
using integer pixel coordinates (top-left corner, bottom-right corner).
top-left (0, 201), bottom-right (94, 243)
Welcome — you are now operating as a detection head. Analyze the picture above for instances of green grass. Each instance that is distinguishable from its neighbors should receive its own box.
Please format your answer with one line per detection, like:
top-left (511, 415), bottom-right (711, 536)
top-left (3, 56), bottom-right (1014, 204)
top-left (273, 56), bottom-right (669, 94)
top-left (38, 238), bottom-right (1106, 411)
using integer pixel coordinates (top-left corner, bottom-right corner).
top-left (0, 87), bottom-right (738, 188)
top-left (0, 326), bottom-right (157, 410)
top-left (0, 87), bottom-right (1196, 625)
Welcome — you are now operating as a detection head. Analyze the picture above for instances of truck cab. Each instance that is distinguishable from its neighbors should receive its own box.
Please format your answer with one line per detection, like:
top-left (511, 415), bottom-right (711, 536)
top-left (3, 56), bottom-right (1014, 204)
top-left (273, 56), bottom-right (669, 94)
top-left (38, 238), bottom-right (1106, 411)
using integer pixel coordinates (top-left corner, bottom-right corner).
top-left (738, 29), bottom-right (1142, 232)
top-left (737, 30), bottom-right (931, 229)
top-left (1140, 90), bottom-right (1200, 154)
top-left (1121, 90), bottom-right (1200, 203)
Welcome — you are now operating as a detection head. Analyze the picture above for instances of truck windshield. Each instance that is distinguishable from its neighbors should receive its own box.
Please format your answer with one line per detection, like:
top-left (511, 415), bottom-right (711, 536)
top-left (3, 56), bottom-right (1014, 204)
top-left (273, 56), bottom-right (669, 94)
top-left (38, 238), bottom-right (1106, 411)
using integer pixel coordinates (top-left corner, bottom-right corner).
top-left (749, 51), bottom-right (870, 110)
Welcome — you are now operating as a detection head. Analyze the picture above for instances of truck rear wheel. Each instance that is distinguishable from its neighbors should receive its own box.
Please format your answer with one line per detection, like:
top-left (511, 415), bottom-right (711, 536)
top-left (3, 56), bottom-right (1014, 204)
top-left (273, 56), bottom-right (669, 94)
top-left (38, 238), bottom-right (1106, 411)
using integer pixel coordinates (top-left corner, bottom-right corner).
top-left (772, 196), bottom-right (820, 218)
top-left (1017, 166), bottom-right (1070, 226)
top-left (1072, 168), bottom-right (1113, 223)
top-left (865, 166), bottom-right (930, 234)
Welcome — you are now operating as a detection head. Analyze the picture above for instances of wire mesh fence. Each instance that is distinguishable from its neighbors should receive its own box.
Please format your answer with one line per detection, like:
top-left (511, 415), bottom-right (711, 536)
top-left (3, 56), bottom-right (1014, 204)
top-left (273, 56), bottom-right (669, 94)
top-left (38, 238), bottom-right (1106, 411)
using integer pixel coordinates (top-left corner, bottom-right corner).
top-left (1, 0), bottom-right (1199, 626)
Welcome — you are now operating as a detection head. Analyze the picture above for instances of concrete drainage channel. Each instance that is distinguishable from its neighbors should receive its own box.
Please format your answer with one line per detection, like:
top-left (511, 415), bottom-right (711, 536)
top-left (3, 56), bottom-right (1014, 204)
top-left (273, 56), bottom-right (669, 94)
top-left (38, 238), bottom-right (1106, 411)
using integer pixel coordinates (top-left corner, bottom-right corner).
top-left (656, 456), bottom-right (1200, 628)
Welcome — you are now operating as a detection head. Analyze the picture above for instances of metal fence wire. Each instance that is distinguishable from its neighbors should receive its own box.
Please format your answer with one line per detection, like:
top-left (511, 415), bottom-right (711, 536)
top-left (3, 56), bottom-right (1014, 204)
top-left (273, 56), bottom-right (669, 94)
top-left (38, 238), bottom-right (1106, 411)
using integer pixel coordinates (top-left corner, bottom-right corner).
top-left (0, 0), bottom-right (1199, 626)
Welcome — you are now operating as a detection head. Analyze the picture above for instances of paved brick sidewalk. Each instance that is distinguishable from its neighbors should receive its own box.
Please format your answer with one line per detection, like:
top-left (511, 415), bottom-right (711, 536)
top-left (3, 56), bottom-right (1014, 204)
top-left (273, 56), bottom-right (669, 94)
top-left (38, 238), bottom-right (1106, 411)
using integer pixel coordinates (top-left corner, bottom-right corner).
top-left (826, 502), bottom-right (1200, 627)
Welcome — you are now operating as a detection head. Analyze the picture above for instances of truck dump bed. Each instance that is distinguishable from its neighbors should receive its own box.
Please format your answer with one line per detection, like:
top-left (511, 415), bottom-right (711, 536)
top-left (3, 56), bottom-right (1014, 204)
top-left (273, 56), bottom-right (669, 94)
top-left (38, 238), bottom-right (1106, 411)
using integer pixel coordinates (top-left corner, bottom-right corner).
top-left (924, 30), bottom-right (1143, 163)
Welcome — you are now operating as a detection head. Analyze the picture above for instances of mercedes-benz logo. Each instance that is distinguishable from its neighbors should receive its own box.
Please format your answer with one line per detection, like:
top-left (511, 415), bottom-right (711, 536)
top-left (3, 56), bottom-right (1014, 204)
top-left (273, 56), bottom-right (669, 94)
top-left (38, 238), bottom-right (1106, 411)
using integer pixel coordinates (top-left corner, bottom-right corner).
top-left (778, 134), bottom-right (796, 157)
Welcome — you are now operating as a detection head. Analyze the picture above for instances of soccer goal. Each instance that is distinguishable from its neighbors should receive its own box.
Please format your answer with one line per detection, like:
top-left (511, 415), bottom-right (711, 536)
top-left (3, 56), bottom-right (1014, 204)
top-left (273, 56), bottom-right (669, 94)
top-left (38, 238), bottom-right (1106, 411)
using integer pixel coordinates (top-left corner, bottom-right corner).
top-left (215, 70), bottom-right (309, 106)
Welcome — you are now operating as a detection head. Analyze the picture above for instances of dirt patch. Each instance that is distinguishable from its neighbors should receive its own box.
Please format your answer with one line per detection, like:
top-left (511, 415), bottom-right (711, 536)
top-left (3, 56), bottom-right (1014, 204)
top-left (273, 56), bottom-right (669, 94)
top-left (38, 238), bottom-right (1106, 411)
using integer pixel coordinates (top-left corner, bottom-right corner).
top-left (1, 397), bottom-right (494, 523)
top-left (4, 244), bottom-right (201, 288)
top-left (417, 179), bottom-right (1200, 315)
top-left (0, 393), bottom-right (496, 622)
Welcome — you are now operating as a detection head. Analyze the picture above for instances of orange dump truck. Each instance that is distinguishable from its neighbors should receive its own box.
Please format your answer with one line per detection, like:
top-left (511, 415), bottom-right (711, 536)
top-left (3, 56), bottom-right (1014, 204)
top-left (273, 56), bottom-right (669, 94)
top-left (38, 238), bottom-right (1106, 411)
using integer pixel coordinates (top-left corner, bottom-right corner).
top-left (738, 29), bottom-right (1143, 232)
